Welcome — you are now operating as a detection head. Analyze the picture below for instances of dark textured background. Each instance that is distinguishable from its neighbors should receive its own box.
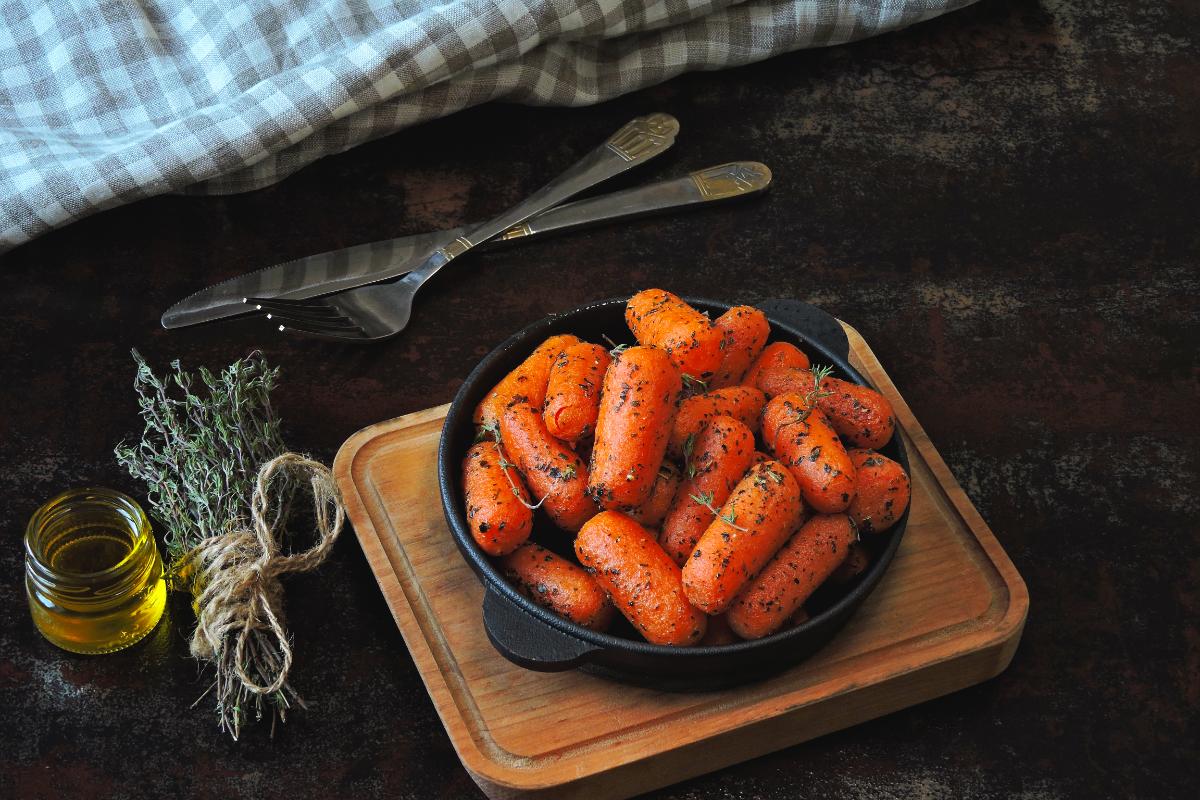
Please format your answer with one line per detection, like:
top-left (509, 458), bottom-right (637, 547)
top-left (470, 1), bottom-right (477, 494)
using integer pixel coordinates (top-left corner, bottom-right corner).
top-left (2, 0), bottom-right (1197, 797)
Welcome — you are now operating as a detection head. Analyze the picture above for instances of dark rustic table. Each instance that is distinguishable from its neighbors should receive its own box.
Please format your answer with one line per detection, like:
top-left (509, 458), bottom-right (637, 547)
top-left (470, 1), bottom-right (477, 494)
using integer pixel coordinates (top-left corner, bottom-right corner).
top-left (2, 1), bottom-right (1196, 797)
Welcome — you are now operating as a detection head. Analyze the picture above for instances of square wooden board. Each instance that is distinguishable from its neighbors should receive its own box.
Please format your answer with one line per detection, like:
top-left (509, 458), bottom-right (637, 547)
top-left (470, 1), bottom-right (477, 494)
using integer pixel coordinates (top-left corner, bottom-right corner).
top-left (334, 322), bottom-right (1028, 800)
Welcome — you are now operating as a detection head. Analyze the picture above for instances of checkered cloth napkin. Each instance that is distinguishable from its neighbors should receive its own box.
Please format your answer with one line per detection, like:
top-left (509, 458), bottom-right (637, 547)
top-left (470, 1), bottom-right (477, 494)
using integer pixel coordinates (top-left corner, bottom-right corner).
top-left (0, 0), bottom-right (971, 252)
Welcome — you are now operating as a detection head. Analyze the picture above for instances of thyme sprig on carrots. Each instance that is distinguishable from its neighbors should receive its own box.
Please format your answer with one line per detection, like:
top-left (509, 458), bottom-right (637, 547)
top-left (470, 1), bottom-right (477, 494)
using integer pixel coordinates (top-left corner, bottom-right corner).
top-left (479, 421), bottom-right (547, 510)
top-left (688, 490), bottom-right (748, 532)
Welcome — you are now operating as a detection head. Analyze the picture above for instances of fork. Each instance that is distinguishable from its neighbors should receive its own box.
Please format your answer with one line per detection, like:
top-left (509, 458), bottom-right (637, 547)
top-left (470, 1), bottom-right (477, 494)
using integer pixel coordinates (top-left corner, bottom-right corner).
top-left (247, 113), bottom-right (680, 341)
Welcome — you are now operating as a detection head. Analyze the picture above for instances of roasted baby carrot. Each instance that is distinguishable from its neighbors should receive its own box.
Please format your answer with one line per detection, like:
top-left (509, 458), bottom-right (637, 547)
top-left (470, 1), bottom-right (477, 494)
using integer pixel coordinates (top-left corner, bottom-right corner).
top-left (727, 514), bottom-right (856, 639)
top-left (462, 441), bottom-right (534, 556)
top-left (754, 364), bottom-right (815, 399)
top-left (543, 342), bottom-right (611, 442)
top-left (666, 385), bottom-right (765, 458)
top-left (829, 541), bottom-right (871, 583)
top-left (575, 511), bottom-right (707, 646)
top-left (660, 417), bottom-right (757, 566)
top-left (710, 306), bottom-right (770, 389)
top-left (761, 393), bottom-right (857, 513)
top-left (500, 402), bottom-right (598, 532)
top-left (474, 334), bottom-right (581, 428)
top-left (625, 461), bottom-right (682, 529)
top-left (847, 449), bottom-right (911, 534)
top-left (698, 613), bottom-right (740, 646)
top-left (817, 377), bottom-right (896, 450)
top-left (743, 341), bottom-right (810, 389)
top-left (755, 366), bottom-right (895, 449)
top-left (681, 460), bottom-right (806, 614)
top-left (499, 543), bottom-right (615, 631)
top-left (625, 289), bottom-right (724, 381)
top-left (588, 345), bottom-right (682, 511)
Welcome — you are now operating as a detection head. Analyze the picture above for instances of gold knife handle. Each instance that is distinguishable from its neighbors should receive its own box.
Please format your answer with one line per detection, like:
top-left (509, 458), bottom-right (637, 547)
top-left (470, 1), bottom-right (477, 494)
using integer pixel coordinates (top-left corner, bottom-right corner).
top-left (490, 161), bottom-right (773, 242)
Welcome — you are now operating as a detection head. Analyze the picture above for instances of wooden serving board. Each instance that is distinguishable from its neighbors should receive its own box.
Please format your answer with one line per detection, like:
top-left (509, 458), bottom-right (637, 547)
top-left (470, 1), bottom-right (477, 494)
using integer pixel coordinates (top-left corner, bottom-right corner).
top-left (334, 323), bottom-right (1028, 800)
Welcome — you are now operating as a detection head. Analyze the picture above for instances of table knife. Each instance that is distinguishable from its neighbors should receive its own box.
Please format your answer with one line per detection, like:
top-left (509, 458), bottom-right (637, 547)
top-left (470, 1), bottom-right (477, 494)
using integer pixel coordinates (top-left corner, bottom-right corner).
top-left (162, 161), bottom-right (772, 330)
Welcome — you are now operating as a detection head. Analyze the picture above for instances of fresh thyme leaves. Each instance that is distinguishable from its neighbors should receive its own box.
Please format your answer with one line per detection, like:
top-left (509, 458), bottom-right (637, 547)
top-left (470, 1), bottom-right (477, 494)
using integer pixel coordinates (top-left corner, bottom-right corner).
top-left (688, 490), bottom-right (749, 532)
top-left (115, 349), bottom-right (287, 566)
top-left (681, 373), bottom-right (708, 392)
top-left (114, 350), bottom-right (344, 742)
top-left (480, 420), bottom-right (547, 509)
top-left (683, 433), bottom-right (697, 478)
top-left (778, 364), bottom-right (838, 431)
top-left (609, 343), bottom-right (632, 357)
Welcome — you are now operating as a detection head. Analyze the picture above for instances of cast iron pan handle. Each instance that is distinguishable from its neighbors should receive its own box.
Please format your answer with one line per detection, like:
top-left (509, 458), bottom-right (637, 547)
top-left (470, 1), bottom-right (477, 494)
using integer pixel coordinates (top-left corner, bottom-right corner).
top-left (482, 589), bottom-right (600, 671)
top-left (758, 298), bottom-right (850, 363)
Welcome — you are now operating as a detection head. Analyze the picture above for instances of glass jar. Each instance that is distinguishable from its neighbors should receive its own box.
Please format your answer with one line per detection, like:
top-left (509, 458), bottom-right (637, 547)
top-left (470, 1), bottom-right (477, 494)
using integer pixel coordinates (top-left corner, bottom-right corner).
top-left (25, 488), bottom-right (166, 654)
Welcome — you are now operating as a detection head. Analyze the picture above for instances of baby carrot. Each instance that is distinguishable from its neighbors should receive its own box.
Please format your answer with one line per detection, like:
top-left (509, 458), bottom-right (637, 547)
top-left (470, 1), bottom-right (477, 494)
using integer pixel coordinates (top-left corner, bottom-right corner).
top-left (698, 613), bottom-right (740, 646)
top-left (575, 511), bottom-right (707, 646)
top-left (727, 514), bottom-right (856, 639)
top-left (462, 441), bottom-right (534, 556)
top-left (500, 402), bottom-right (598, 532)
top-left (829, 541), bottom-right (871, 583)
top-left (625, 461), bottom-right (682, 529)
top-left (743, 341), bottom-right (810, 389)
top-left (660, 416), bottom-right (757, 566)
top-left (588, 345), bottom-right (682, 511)
top-left (475, 334), bottom-right (581, 427)
top-left (543, 342), bottom-right (611, 442)
top-left (755, 365), bottom-right (895, 449)
top-left (847, 449), bottom-right (911, 534)
top-left (710, 306), bottom-right (770, 389)
top-left (667, 385), bottom-right (765, 458)
top-left (761, 393), bottom-right (857, 513)
top-left (499, 543), bottom-right (615, 632)
top-left (625, 289), bottom-right (724, 381)
top-left (681, 460), bottom-right (806, 614)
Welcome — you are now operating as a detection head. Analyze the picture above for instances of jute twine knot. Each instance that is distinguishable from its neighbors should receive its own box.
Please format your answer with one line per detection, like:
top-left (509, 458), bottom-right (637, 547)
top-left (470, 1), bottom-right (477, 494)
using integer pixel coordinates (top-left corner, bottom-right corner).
top-left (183, 452), bottom-right (344, 697)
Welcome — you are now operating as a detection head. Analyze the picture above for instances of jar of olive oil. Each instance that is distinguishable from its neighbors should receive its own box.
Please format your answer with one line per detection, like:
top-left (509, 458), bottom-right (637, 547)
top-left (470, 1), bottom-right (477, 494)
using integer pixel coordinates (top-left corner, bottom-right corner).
top-left (25, 488), bottom-right (166, 654)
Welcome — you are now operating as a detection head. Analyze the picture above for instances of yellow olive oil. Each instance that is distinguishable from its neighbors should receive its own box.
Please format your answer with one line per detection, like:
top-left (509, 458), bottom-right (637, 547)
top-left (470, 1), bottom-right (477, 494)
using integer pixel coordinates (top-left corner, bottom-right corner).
top-left (26, 489), bottom-right (166, 654)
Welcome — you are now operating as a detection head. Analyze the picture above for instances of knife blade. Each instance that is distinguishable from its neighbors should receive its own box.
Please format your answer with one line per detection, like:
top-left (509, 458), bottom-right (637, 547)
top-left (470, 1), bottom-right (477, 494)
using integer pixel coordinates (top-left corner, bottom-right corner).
top-left (162, 161), bottom-right (772, 330)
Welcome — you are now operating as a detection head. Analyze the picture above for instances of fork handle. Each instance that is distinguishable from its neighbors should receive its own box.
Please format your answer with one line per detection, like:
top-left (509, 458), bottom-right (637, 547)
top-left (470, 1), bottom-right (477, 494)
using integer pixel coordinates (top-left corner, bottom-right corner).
top-left (450, 113), bottom-right (680, 257)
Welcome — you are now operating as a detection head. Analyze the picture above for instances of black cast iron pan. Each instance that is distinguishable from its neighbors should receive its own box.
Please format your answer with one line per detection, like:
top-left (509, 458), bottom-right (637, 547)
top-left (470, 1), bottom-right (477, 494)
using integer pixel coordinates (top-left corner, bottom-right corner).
top-left (438, 297), bottom-right (909, 691)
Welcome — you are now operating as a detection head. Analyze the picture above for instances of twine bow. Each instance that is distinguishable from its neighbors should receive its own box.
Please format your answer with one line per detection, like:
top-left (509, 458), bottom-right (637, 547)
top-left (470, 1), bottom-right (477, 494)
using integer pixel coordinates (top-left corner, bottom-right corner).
top-left (183, 453), bottom-right (344, 703)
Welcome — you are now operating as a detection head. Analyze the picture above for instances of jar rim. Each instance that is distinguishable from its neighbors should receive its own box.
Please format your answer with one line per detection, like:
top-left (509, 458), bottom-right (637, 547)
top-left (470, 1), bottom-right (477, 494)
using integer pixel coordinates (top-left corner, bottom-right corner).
top-left (25, 487), bottom-right (153, 581)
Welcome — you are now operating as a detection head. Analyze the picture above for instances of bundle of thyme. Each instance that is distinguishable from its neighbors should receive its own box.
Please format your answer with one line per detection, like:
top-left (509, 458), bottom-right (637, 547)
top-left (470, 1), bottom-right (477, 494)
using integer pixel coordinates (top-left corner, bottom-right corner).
top-left (115, 350), bottom-right (342, 739)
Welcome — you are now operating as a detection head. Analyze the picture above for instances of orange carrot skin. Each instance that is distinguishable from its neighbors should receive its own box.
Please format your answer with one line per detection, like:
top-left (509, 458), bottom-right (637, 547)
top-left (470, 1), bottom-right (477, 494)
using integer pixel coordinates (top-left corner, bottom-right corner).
top-left (660, 417), bottom-right (757, 567)
top-left (575, 511), bottom-right (707, 646)
top-left (681, 460), bottom-right (806, 614)
top-left (667, 386), bottom-right (765, 458)
top-left (743, 342), bottom-right (810, 389)
top-left (698, 613), bottom-right (740, 646)
top-left (755, 366), bottom-right (895, 449)
top-left (847, 449), bottom-right (911, 534)
top-left (625, 461), bottom-right (681, 529)
top-left (754, 364), bottom-right (815, 399)
top-left (819, 378), bottom-right (896, 450)
top-left (588, 346), bottom-right (682, 511)
top-left (829, 541), bottom-right (871, 583)
top-left (499, 543), bottom-right (615, 631)
top-left (500, 402), bottom-right (598, 532)
top-left (751, 450), bottom-right (772, 465)
top-left (625, 289), bottom-right (724, 380)
top-left (543, 342), bottom-right (611, 443)
top-left (710, 306), bottom-right (770, 389)
top-left (474, 334), bottom-right (581, 427)
top-left (727, 514), bottom-right (856, 639)
top-left (462, 442), bottom-right (534, 556)
top-left (762, 394), bottom-right (857, 513)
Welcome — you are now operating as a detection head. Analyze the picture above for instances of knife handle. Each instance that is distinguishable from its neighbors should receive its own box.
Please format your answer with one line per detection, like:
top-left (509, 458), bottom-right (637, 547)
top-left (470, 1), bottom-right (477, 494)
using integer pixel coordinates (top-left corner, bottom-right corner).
top-left (490, 161), bottom-right (774, 244)
top-left (453, 113), bottom-right (680, 254)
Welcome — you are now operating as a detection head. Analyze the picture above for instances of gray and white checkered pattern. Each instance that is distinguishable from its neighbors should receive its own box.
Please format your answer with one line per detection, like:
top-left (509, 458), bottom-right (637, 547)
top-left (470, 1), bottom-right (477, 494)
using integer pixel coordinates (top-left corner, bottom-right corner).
top-left (0, 1), bottom-right (972, 252)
